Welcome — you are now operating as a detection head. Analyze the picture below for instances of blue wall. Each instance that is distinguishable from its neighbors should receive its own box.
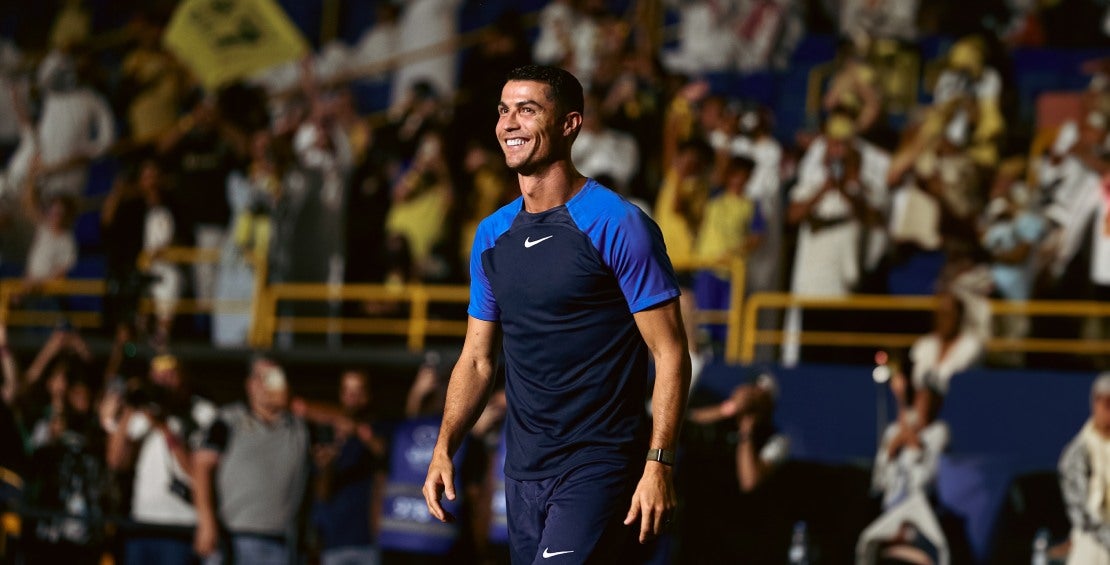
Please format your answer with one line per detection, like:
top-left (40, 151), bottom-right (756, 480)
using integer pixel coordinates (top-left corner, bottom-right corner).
top-left (695, 361), bottom-right (1099, 562)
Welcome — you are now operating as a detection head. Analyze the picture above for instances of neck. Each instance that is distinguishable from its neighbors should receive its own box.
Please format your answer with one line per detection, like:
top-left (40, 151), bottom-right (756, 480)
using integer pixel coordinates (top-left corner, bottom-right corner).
top-left (517, 161), bottom-right (586, 213)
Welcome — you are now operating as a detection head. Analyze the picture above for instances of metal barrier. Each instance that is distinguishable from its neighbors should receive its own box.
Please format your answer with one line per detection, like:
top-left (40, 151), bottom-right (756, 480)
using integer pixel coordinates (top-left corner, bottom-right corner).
top-left (739, 292), bottom-right (1110, 364)
top-left (0, 245), bottom-right (267, 331)
top-left (249, 258), bottom-right (747, 354)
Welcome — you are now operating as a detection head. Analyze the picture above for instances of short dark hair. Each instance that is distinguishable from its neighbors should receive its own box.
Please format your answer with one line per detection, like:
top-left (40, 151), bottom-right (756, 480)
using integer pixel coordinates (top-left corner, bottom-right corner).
top-left (505, 65), bottom-right (584, 117)
top-left (729, 155), bottom-right (757, 174)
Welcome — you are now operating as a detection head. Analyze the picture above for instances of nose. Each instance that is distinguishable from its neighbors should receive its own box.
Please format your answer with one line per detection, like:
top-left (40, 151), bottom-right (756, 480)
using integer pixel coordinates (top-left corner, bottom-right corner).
top-left (500, 109), bottom-right (519, 131)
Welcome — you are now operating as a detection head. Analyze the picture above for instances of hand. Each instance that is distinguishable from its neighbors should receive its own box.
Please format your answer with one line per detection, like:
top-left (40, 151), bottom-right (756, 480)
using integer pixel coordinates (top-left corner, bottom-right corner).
top-left (728, 385), bottom-right (754, 415)
top-left (623, 462), bottom-right (676, 543)
top-left (194, 517), bottom-right (219, 557)
top-left (412, 366), bottom-right (438, 397)
top-left (354, 422), bottom-right (375, 447)
top-left (422, 450), bottom-right (457, 523)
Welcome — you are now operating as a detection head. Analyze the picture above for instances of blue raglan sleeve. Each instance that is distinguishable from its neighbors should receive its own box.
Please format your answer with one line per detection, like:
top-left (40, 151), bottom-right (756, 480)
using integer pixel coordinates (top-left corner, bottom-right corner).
top-left (597, 206), bottom-right (682, 313)
top-left (467, 218), bottom-right (501, 321)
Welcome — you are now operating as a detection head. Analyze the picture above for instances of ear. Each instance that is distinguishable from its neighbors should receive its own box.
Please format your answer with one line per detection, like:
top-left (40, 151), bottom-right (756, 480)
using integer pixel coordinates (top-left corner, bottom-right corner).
top-left (562, 111), bottom-right (583, 138)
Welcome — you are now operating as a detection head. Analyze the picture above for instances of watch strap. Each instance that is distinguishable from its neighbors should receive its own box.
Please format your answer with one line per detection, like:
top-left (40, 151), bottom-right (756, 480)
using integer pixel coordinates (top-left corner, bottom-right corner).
top-left (646, 448), bottom-right (675, 466)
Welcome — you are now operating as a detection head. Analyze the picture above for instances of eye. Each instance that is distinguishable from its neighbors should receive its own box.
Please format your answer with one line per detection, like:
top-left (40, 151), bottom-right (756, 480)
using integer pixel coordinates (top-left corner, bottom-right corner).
top-left (497, 106), bottom-right (508, 115)
top-left (521, 106), bottom-right (535, 115)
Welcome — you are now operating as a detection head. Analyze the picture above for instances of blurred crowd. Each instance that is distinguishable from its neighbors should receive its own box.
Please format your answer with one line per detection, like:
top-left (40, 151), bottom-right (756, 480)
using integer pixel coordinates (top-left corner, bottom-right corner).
top-left (0, 0), bottom-right (1109, 563)
top-left (0, 0), bottom-right (1105, 371)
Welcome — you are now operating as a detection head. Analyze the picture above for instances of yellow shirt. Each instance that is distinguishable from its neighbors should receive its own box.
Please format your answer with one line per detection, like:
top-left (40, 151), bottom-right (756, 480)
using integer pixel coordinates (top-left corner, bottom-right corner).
top-left (654, 171), bottom-right (708, 268)
top-left (385, 181), bottom-right (451, 263)
top-left (695, 192), bottom-right (755, 268)
top-left (123, 49), bottom-right (180, 142)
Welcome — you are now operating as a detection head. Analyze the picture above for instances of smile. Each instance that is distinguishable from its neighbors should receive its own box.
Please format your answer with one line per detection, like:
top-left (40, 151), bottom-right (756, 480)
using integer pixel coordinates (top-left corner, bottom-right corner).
top-left (506, 138), bottom-right (527, 147)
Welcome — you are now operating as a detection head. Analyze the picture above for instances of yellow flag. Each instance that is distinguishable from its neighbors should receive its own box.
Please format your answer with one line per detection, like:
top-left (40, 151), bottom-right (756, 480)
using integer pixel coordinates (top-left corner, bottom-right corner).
top-left (163, 0), bottom-right (309, 89)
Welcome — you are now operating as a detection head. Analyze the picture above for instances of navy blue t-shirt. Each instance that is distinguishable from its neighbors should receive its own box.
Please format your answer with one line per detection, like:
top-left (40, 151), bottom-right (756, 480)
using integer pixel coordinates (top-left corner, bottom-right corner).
top-left (468, 179), bottom-right (680, 480)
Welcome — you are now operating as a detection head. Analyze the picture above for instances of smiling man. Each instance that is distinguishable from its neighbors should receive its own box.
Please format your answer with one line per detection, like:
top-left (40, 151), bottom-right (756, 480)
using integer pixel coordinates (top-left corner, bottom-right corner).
top-left (422, 65), bottom-right (691, 563)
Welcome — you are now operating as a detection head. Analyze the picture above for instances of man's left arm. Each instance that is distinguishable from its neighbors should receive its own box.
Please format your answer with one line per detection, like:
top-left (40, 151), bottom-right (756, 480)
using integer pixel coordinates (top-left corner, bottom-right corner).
top-left (625, 299), bottom-right (691, 543)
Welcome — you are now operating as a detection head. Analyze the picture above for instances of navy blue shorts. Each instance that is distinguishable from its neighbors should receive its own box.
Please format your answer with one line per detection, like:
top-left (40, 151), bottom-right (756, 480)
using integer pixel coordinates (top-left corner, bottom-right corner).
top-left (505, 460), bottom-right (641, 564)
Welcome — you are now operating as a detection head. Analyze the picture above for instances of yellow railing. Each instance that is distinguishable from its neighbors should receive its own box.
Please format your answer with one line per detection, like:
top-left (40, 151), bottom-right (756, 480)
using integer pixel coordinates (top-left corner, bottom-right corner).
top-left (6, 254), bottom-right (1110, 367)
top-left (250, 258), bottom-right (747, 354)
top-left (0, 278), bottom-right (107, 329)
top-left (739, 292), bottom-right (1110, 364)
top-left (0, 245), bottom-right (267, 330)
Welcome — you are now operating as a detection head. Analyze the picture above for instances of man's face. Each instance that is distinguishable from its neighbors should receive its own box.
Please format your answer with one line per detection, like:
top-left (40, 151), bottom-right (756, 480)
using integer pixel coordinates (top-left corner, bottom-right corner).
top-left (339, 372), bottom-right (369, 413)
top-left (1094, 394), bottom-right (1110, 437)
top-left (497, 80), bottom-right (576, 175)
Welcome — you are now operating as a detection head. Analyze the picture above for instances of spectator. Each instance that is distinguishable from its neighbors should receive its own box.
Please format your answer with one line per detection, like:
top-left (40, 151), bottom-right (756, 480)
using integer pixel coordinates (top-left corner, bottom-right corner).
top-left (532, 0), bottom-right (611, 89)
top-left (840, 0), bottom-right (921, 42)
top-left (384, 130), bottom-right (454, 282)
top-left (909, 292), bottom-right (983, 408)
top-left (733, 0), bottom-right (803, 73)
top-left (117, 12), bottom-right (185, 144)
top-left (213, 130), bottom-right (284, 347)
top-left (10, 328), bottom-right (107, 565)
top-left (926, 35), bottom-right (1005, 168)
top-left (571, 91), bottom-right (640, 194)
top-left (885, 117), bottom-right (983, 296)
top-left (310, 369), bottom-right (386, 565)
top-left (390, 0), bottom-right (462, 111)
top-left (692, 156), bottom-right (765, 354)
top-left (731, 103), bottom-right (785, 301)
top-left (662, 0), bottom-right (740, 75)
top-left (1059, 372), bottom-right (1110, 564)
top-left (29, 45), bottom-right (116, 199)
top-left (136, 159), bottom-right (181, 347)
top-left (1035, 109), bottom-right (1105, 296)
top-left (346, 2), bottom-right (399, 83)
top-left (158, 94), bottom-right (245, 323)
top-left (980, 158), bottom-right (1045, 364)
top-left (857, 352), bottom-right (951, 565)
top-left (821, 37), bottom-right (884, 141)
top-left (787, 110), bottom-right (890, 296)
top-left (193, 356), bottom-right (312, 564)
top-left (783, 111), bottom-right (890, 364)
top-left (105, 353), bottom-right (217, 565)
top-left (681, 373), bottom-right (789, 562)
top-left (661, 77), bottom-right (710, 173)
top-left (101, 159), bottom-right (152, 336)
top-left (19, 156), bottom-right (78, 297)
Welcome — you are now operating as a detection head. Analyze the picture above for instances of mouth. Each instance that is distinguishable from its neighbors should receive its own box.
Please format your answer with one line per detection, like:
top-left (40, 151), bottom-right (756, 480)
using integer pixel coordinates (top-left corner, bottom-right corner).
top-left (504, 137), bottom-right (528, 148)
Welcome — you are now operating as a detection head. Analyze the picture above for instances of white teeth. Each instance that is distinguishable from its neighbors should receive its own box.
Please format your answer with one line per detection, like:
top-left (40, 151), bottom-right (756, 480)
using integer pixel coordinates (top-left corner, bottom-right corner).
top-left (506, 139), bottom-right (525, 146)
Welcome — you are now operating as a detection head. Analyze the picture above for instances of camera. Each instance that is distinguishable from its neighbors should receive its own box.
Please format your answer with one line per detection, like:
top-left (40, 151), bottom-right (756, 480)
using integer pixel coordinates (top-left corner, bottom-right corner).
top-left (124, 383), bottom-right (173, 420)
top-left (829, 159), bottom-right (845, 182)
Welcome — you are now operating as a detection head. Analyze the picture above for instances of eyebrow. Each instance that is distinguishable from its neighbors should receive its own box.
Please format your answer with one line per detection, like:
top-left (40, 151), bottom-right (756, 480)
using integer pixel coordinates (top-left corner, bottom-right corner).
top-left (498, 99), bottom-right (546, 110)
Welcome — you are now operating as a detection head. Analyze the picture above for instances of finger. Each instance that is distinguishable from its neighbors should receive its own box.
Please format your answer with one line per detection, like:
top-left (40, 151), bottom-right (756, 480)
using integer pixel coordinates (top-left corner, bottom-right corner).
top-left (443, 469), bottom-right (456, 501)
top-left (652, 504), bottom-right (664, 537)
top-left (423, 477), bottom-right (446, 521)
top-left (624, 493), bottom-right (641, 525)
top-left (640, 505), bottom-right (653, 543)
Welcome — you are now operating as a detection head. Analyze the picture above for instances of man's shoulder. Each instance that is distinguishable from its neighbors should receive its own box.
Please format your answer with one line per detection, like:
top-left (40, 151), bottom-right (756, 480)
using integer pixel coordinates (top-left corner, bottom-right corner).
top-left (474, 197), bottom-right (523, 246)
top-left (1059, 431), bottom-right (1089, 474)
top-left (567, 179), bottom-right (652, 232)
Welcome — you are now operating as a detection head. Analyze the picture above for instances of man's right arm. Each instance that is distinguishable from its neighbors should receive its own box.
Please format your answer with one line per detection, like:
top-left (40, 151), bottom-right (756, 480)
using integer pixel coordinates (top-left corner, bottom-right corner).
top-left (1060, 437), bottom-right (1094, 530)
top-left (422, 316), bottom-right (500, 523)
top-left (193, 418), bottom-right (229, 558)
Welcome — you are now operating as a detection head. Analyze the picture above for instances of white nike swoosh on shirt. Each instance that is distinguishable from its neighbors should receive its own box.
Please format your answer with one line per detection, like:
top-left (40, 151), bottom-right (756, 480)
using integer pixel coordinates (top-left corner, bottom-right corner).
top-left (524, 235), bottom-right (554, 248)
top-left (542, 548), bottom-right (575, 558)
